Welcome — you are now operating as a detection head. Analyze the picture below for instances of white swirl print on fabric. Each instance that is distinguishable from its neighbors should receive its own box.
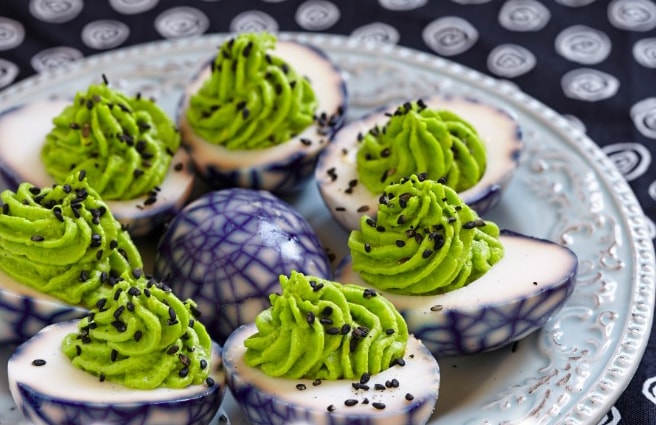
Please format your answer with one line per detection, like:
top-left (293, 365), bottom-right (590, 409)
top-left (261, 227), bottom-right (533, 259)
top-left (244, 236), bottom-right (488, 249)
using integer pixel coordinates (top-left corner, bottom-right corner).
top-left (601, 142), bottom-right (652, 182)
top-left (644, 213), bottom-right (656, 239)
top-left (29, 0), bottom-right (84, 24)
top-left (154, 7), bottom-right (209, 39)
top-left (0, 59), bottom-right (19, 89)
top-left (295, 0), bottom-right (340, 31)
top-left (555, 25), bottom-right (611, 65)
top-left (498, 0), bottom-right (551, 32)
top-left (30, 46), bottom-right (83, 72)
top-left (350, 22), bottom-right (400, 44)
top-left (423, 16), bottom-right (478, 57)
top-left (631, 98), bottom-right (656, 139)
top-left (556, 0), bottom-right (598, 6)
top-left (81, 20), bottom-right (130, 50)
top-left (595, 406), bottom-right (622, 425)
top-left (487, 43), bottom-right (536, 77)
top-left (561, 68), bottom-right (620, 102)
top-left (109, 0), bottom-right (159, 15)
top-left (643, 375), bottom-right (656, 404)
top-left (0, 17), bottom-right (25, 51)
top-left (634, 37), bottom-right (656, 68)
top-left (451, 0), bottom-right (493, 4)
top-left (230, 11), bottom-right (279, 33)
top-left (608, 0), bottom-right (656, 32)
top-left (378, 0), bottom-right (428, 11)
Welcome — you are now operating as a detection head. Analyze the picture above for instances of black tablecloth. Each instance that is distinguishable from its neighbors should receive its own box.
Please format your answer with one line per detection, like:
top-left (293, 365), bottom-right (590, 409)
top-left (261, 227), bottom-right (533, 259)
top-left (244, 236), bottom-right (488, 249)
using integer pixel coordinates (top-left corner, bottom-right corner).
top-left (2, 1), bottom-right (656, 423)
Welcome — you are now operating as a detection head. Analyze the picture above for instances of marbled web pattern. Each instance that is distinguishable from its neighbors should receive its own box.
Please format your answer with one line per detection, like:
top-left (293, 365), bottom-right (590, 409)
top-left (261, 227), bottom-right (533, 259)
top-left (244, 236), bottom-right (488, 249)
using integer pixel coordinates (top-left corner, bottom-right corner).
top-left (2, 0), bottom-right (656, 424)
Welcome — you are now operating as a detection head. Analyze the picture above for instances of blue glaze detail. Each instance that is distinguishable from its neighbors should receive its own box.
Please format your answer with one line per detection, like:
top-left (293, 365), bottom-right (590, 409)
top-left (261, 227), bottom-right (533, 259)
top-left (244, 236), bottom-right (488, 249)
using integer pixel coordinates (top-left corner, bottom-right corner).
top-left (410, 280), bottom-right (573, 356)
top-left (155, 188), bottom-right (332, 344)
top-left (16, 382), bottom-right (223, 425)
top-left (0, 288), bottom-right (87, 345)
top-left (199, 147), bottom-right (319, 194)
top-left (223, 325), bottom-right (439, 425)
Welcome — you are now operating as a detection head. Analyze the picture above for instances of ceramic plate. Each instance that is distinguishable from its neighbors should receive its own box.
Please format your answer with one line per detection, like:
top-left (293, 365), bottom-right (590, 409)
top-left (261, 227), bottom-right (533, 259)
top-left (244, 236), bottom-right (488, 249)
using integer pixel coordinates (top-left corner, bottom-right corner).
top-left (0, 33), bottom-right (653, 425)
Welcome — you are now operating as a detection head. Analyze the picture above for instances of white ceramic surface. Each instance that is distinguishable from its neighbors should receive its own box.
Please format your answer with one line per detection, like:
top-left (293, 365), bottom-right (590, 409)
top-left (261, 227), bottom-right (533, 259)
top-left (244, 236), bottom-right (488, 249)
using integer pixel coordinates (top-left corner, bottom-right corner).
top-left (0, 33), bottom-right (653, 425)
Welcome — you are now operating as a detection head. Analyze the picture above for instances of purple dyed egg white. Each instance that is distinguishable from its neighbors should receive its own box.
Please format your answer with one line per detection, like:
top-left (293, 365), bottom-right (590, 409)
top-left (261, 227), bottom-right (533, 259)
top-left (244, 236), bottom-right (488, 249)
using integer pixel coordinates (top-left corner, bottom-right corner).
top-left (315, 95), bottom-right (523, 231)
top-left (0, 100), bottom-right (195, 237)
top-left (223, 323), bottom-right (440, 425)
top-left (0, 268), bottom-right (87, 344)
top-left (8, 320), bottom-right (226, 425)
top-left (155, 188), bottom-right (333, 343)
top-left (178, 38), bottom-right (348, 194)
top-left (338, 231), bottom-right (578, 356)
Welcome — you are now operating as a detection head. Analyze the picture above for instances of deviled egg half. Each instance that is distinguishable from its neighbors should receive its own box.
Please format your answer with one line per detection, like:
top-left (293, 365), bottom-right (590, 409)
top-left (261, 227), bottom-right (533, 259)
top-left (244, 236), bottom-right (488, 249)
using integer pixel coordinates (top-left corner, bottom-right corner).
top-left (338, 174), bottom-right (578, 356)
top-left (155, 188), bottom-right (333, 344)
top-left (222, 271), bottom-right (440, 425)
top-left (8, 276), bottom-right (225, 425)
top-left (178, 32), bottom-right (347, 193)
top-left (0, 171), bottom-right (143, 344)
top-left (0, 79), bottom-right (195, 236)
top-left (315, 96), bottom-right (522, 231)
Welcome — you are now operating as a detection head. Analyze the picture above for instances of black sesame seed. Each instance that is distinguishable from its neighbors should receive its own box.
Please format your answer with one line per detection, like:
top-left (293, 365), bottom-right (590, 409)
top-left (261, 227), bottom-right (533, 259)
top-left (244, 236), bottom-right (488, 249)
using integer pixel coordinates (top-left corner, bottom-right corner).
top-left (300, 138), bottom-right (312, 146)
top-left (306, 311), bottom-right (315, 325)
top-left (32, 359), bottom-right (47, 366)
top-left (357, 205), bottom-right (370, 213)
top-left (179, 367), bottom-right (189, 378)
top-left (385, 328), bottom-right (395, 335)
top-left (322, 306), bottom-right (333, 316)
top-left (31, 235), bottom-right (44, 242)
top-left (423, 249), bottom-right (433, 258)
top-left (364, 243), bottom-right (371, 253)
top-left (113, 306), bottom-right (125, 319)
top-left (430, 305), bottom-right (443, 312)
top-left (111, 349), bottom-right (118, 362)
top-left (326, 327), bottom-right (340, 335)
top-left (373, 402), bottom-right (386, 410)
top-left (405, 393), bottom-right (414, 401)
top-left (134, 330), bottom-right (143, 341)
top-left (78, 170), bottom-right (86, 181)
top-left (128, 286), bottom-right (141, 296)
top-left (327, 404), bottom-right (336, 412)
top-left (296, 383), bottom-right (307, 391)
top-left (313, 379), bottom-right (322, 386)
top-left (363, 288), bottom-right (377, 298)
top-left (374, 383), bottom-right (386, 391)
top-left (360, 372), bottom-right (370, 384)
top-left (111, 320), bottom-right (126, 332)
top-left (344, 399), bottom-right (358, 407)
top-left (320, 317), bottom-right (333, 325)
top-left (395, 240), bottom-right (406, 247)
top-left (99, 373), bottom-right (106, 382)
top-left (340, 324), bottom-right (351, 335)
top-left (206, 377), bottom-right (215, 387)
top-left (179, 354), bottom-right (191, 367)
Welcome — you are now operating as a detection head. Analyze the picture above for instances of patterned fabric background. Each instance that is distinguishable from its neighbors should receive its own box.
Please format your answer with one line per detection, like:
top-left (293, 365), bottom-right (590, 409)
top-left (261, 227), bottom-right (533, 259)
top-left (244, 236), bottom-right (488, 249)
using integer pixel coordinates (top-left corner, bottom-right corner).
top-left (1, 0), bottom-right (656, 423)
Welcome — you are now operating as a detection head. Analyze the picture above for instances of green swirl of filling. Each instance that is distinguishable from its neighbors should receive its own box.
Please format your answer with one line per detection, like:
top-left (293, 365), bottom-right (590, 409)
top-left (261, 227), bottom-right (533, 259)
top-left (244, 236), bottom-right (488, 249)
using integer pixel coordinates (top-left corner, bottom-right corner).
top-left (41, 82), bottom-right (180, 200)
top-left (348, 174), bottom-right (503, 295)
top-left (356, 100), bottom-right (486, 194)
top-left (244, 271), bottom-right (408, 380)
top-left (0, 171), bottom-right (142, 306)
top-left (61, 276), bottom-right (212, 390)
top-left (186, 32), bottom-right (317, 150)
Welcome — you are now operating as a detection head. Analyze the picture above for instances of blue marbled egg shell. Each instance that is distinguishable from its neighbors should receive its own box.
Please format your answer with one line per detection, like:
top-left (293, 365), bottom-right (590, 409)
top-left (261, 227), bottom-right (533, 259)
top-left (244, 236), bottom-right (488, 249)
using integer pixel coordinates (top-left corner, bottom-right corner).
top-left (155, 188), bottom-right (332, 343)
